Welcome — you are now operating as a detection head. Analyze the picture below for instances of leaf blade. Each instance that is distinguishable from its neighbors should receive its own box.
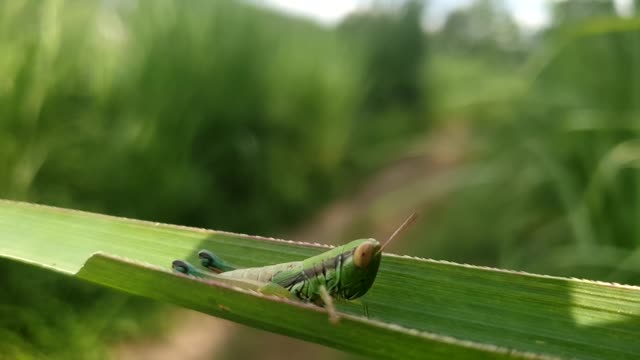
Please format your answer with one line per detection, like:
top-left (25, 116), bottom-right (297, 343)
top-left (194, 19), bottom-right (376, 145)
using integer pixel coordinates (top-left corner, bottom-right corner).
top-left (1, 200), bottom-right (639, 359)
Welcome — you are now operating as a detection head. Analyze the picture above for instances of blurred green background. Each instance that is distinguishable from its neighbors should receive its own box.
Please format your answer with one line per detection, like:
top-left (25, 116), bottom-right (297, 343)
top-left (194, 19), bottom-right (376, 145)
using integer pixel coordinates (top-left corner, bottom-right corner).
top-left (1, 0), bottom-right (639, 359)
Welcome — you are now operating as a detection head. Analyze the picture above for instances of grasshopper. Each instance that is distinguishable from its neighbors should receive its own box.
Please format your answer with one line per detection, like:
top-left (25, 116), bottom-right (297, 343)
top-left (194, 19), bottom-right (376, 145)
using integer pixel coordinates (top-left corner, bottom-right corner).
top-left (172, 213), bottom-right (417, 323)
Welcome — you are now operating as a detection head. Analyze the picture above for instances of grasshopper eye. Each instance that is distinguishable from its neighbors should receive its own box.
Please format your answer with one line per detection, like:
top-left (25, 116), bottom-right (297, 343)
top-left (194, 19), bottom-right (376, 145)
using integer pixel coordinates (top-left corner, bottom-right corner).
top-left (353, 242), bottom-right (375, 268)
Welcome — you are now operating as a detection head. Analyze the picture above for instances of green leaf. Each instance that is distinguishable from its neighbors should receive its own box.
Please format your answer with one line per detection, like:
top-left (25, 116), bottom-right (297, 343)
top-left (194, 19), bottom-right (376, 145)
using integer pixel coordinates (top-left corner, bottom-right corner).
top-left (1, 200), bottom-right (639, 359)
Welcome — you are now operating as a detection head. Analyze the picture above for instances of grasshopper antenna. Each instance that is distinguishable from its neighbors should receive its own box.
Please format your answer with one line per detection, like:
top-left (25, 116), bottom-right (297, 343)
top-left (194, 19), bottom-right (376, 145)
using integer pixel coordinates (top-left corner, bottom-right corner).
top-left (378, 212), bottom-right (419, 254)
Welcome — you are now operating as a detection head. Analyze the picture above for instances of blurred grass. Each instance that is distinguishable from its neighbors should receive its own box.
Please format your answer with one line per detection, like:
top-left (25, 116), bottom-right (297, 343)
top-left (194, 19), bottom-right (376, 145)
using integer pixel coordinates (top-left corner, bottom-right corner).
top-left (0, 0), bottom-right (428, 233)
top-left (0, 260), bottom-right (170, 360)
top-left (397, 12), bottom-right (640, 287)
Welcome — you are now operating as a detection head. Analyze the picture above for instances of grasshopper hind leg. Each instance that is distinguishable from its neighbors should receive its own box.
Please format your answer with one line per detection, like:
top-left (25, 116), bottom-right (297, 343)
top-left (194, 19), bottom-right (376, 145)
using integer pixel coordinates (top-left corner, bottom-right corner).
top-left (172, 259), bottom-right (228, 280)
top-left (198, 250), bottom-right (236, 273)
top-left (172, 260), bottom-right (208, 278)
top-left (172, 249), bottom-right (236, 278)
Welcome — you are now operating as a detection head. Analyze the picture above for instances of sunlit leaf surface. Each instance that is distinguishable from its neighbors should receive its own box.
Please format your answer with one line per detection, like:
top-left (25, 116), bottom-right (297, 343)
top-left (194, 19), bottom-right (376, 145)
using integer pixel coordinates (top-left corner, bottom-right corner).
top-left (1, 200), bottom-right (639, 359)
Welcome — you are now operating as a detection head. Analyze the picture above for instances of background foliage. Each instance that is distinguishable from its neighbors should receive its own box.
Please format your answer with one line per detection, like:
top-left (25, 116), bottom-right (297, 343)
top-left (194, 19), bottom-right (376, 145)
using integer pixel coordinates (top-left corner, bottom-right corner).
top-left (1, 0), bottom-right (639, 358)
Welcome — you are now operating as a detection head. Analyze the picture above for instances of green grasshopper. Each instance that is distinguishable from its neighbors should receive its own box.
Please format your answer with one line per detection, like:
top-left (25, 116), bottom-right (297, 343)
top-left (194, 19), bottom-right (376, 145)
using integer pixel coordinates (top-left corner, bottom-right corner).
top-left (172, 213), bottom-right (417, 322)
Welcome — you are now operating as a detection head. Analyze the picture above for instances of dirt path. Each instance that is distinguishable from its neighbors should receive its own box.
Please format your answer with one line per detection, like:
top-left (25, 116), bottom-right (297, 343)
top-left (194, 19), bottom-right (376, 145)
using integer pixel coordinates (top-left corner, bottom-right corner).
top-left (111, 125), bottom-right (468, 360)
top-left (290, 124), bottom-right (468, 247)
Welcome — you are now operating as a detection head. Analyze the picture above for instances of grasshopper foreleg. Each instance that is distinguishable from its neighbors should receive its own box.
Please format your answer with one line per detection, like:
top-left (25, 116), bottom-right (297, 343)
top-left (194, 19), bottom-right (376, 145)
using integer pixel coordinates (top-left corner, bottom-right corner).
top-left (319, 285), bottom-right (339, 324)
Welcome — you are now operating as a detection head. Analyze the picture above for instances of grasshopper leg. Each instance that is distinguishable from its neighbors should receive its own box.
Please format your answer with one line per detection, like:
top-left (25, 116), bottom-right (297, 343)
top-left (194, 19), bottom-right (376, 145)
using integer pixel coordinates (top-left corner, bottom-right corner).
top-left (319, 285), bottom-right (339, 324)
top-left (172, 259), bottom-right (197, 275)
top-left (172, 259), bottom-right (216, 279)
top-left (257, 282), bottom-right (299, 301)
top-left (198, 250), bottom-right (236, 273)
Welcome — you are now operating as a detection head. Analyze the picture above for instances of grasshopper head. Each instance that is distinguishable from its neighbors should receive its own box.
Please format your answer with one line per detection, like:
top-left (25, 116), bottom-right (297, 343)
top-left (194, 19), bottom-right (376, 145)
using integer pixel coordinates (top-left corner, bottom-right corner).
top-left (353, 240), bottom-right (379, 269)
top-left (341, 238), bottom-right (382, 300)
top-left (337, 213), bottom-right (416, 301)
